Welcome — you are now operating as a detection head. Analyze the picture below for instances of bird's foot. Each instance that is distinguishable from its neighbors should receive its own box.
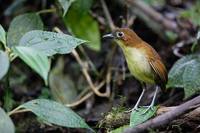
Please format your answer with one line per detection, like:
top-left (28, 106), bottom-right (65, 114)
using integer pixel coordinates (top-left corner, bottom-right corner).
top-left (132, 106), bottom-right (139, 112)
top-left (125, 106), bottom-right (139, 113)
top-left (141, 104), bottom-right (154, 114)
top-left (124, 109), bottom-right (132, 113)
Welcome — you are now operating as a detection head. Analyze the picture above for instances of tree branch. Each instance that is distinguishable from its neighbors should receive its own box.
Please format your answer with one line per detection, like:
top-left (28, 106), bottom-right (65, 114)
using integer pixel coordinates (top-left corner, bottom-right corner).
top-left (117, 0), bottom-right (189, 40)
top-left (172, 106), bottom-right (200, 129)
top-left (124, 95), bottom-right (200, 133)
top-left (101, 0), bottom-right (116, 31)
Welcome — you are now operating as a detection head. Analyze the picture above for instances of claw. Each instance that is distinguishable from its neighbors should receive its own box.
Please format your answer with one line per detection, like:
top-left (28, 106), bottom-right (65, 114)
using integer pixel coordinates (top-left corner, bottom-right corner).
top-left (125, 107), bottom-right (139, 113)
top-left (139, 105), bottom-right (149, 108)
top-left (132, 106), bottom-right (139, 112)
top-left (141, 105), bottom-right (154, 114)
top-left (126, 88), bottom-right (146, 113)
top-left (125, 109), bottom-right (132, 113)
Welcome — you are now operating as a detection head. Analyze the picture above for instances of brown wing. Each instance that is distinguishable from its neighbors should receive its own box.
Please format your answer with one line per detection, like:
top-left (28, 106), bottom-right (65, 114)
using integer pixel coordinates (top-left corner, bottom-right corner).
top-left (149, 58), bottom-right (168, 88)
top-left (142, 42), bottom-right (168, 89)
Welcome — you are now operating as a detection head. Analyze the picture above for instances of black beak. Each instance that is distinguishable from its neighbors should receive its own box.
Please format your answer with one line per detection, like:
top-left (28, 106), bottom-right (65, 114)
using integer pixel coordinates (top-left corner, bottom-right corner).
top-left (102, 33), bottom-right (114, 39)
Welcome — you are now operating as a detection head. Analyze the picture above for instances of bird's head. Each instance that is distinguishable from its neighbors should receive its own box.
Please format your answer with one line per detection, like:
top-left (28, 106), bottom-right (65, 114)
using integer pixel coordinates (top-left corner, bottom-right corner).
top-left (103, 28), bottom-right (142, 47)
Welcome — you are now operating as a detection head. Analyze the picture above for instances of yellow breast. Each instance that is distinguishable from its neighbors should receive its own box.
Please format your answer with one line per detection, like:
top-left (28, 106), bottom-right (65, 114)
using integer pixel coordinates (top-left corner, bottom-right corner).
top-left (117, 41), bottom-right (155, 84)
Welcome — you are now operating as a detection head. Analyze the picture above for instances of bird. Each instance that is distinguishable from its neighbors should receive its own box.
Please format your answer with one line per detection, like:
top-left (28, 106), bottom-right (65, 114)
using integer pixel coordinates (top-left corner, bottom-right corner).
top-left (103, 28), bottom-right (168, 113)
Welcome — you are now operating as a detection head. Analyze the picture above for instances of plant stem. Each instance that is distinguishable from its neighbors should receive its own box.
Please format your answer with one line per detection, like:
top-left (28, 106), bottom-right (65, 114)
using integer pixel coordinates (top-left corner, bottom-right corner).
top-left (10, 54), bottom-right (17, 62)
top-left (78, 46), bottom-right (100, 76)
top-left (8, 106), bottom-right (21, 116)
top-left (37, 8), bottom-right (56, 15)
top-left (8, 105), bottom-right (31, 116)
top-left (100, 0), bottom-right (116, 31)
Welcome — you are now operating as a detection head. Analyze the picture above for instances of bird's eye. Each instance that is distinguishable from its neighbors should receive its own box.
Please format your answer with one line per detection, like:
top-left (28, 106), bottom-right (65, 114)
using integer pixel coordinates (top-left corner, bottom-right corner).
top-left (116, 32), bottom-right (124, 38)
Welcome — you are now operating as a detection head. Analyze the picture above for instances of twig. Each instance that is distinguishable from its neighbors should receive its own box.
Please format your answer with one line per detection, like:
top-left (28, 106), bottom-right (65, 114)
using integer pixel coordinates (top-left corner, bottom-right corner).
top-left (37, 8), bottom-right (56, 15)
top-left (126, 9), bottom-right (136, 27)
top-left (54, 27), bottom-right (110, 97)
top-left (8, 106), bottom-right (21, 116)
top-left (172, 37), bottom-right (196, 57)
top-left (37, 8), bottom-right (56, 14)
top-left (124, 95), bottom-right (200, 133)
top-left (172, 106), bottom-right (200, 127)
top-left (129, 0), bottom-right (177, 31)
top-left (8, 106), bottom-right (30, 116)
top-left (100, 0), bottom-right (116, 31)
top-left (66, 81), bottom-right (105, 107)
top-left (78, 46), bottom-right (100, 76)
top-left (106, 68), bottom-right (111, 98)
top-left (9, 109), bottom-right (31, 116)
top-left (72, 50), bottom-right (110, 97)
top-left (90, 11), bottom-right (106, 26)
top-left (76, 87), bottom-right (90, 100)
top-left (117, 0), bottom-right (188, 40)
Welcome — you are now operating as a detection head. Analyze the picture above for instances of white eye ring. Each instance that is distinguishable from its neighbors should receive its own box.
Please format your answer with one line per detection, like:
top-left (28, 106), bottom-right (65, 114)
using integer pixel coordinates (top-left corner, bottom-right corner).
top-left (116, 32), bottom-right (124, 38)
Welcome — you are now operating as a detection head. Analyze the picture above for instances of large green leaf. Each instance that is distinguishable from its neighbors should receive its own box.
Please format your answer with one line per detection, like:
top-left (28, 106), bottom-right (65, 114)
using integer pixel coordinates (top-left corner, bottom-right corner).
top-left (0, 107), bottom-right (15, 133)
top-left (64, 0), bottom-right (100, 51)
top-left (130, 106), bottom-right (157, 127)
top-left (167, 55), bottom-right (200, 98)
top-left (0, 24), bottom-right (6, 45)
top-left (19, 30), bottom-right (86, 56)
top-left (20, 99), bottom-right (92, 130)
top-left (12, 46), bottom-right (50, 85)
top-left (71, 0), bottom-right (93, 14)
top-left (7, 13), bottom-right (43, 47)
top-left (58, 0), bottom-right (76, 16)
top-left (0, 50), bottom-right (10, 80)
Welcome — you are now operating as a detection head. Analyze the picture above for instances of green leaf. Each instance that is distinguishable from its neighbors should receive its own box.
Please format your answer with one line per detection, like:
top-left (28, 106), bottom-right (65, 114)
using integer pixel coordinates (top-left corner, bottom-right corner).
top-left (64, 11), bottom-right (100, 51)
top-left (64, 0), bottom-right (100, 51)
top-left (109, 125), bottom-right (129, 133)
top-left (0, 107), bottom-right (15, 133)
top-left (71, 0), bottom-right (93, 14)
top-left (19, 30), bottom-right (86, 56)
top-left (167, 55), bottom-right (200, 98)
top-left (130, 106), bottom-right (157, 127)
top-left (7, 13), bottom-right (43, 47)
top-left (180, 1), bottom-right (200, 26)
top-left (12, 46), bottom-right (50, 85)
top-left (20, 99), bottom-right (92, 130)
top-left (3, 88), bottom-right (14, 112)
top-left (58, 0), bottom-right (76, 16)
top-left (0, 24), bottom-right (6, 45)
top-left (0, 50), bottom-right (10, 80)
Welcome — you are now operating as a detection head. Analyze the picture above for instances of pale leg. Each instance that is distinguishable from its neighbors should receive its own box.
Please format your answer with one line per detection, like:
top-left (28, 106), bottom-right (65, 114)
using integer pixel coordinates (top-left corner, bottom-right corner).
top-left (132, 88), bottom-right (145, 111)
top-left (142, 86), bottom-right (159, 114)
